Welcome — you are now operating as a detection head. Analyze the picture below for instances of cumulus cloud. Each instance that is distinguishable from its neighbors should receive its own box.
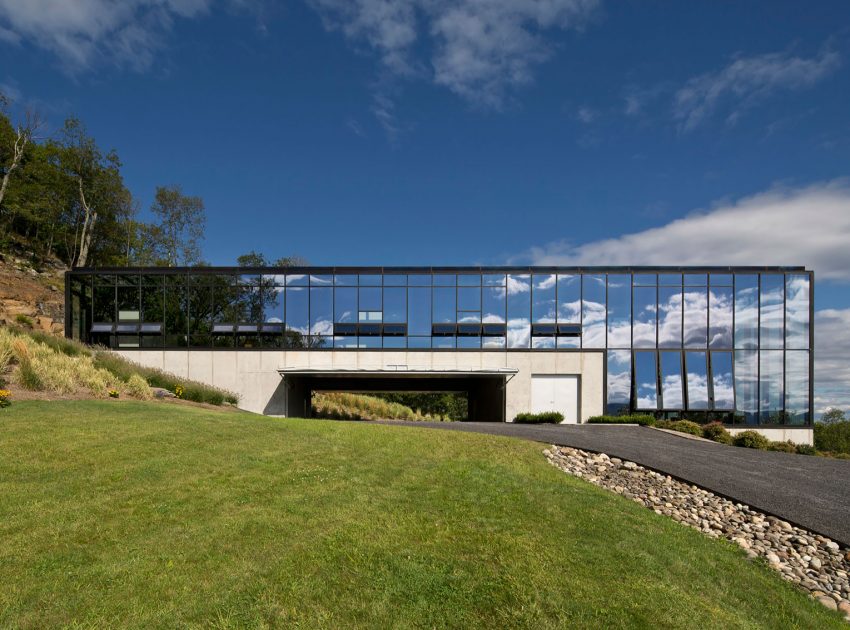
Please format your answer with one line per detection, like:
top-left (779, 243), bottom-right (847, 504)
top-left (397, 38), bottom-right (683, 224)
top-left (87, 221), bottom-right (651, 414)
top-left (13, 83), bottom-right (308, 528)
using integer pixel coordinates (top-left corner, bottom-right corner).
top-left (522, 180), bottom-right (850, 281)
top-left (814, 309), bottom-right (850, 414)
top-left (0, 0), bottom-right (227, 72)
top-left (517, 180), bottom-right (850, 414)
top-left (674, 45), bottom-right (841, 131)
top-left (308, 0), bottom-right (599, 107)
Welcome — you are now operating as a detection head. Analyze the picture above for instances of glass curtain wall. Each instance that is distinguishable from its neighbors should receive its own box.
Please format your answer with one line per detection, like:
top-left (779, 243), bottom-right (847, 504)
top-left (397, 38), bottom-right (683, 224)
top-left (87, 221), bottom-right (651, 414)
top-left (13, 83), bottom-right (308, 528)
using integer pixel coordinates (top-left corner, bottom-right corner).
top-left (68, 268), bottom-right (812, 425)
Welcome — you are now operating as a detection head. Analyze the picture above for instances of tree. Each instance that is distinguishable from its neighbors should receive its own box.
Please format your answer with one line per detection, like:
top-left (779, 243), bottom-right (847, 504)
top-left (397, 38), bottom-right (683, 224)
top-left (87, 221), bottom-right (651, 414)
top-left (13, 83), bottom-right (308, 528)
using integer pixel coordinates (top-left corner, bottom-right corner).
top-left (0, 94), bottom-right (42, 212)
top-left (57, 117), bottom-right (132, 267)
top-left (821, 408), bottom-right (846, 425)
top-left (149, 185), bottom-right (206, 266)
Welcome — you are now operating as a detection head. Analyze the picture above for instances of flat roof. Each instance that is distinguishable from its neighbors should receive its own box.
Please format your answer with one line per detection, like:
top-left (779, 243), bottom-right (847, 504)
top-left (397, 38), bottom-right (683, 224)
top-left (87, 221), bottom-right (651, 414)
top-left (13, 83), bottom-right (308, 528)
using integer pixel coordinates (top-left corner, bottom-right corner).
top-left (69, 265), bottom-right (811, 274)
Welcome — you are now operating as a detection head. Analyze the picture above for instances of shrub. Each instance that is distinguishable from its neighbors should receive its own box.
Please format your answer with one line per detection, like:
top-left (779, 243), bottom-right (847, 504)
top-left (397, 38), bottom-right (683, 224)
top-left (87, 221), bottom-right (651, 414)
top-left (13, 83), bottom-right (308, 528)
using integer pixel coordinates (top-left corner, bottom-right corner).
top-left (126, 373), bottom-right (152, 400)
top-left (15, 314), bottom-right (34, 327)
top-left (108, 389), bottom-right (120, 399)
top-left (21, 328), bottom-right (91, 357)
top-left (12, 340), bottom-right (43, 391)
top-left (813, 421), bottom-right (850, 455)
top-left (0, 389), bottom-right (11, 408)
top-left (795, 443), bottom-right (817, 456)
top-left (702, 421), bottom-right (733, 444)
top-left (174, 384), bottom-right (185, 399)
top-left (587, 414), bottom-right (656, 426)
top-left (767, 440), bottom-right (797, 453)
top-left (655, 419), bottom-right (703, 436)
top-left (733, 430), bottom-right (770, 450)
top-left (514, 411), bottom-right (564, 424)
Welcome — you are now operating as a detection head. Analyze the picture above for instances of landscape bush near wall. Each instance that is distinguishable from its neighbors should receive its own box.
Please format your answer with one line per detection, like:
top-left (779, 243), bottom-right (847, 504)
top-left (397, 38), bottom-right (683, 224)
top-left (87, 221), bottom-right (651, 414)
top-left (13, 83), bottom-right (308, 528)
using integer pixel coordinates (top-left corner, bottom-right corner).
top-left (0, 327), bottom-right (236, 405)
top-left (514, 412), bottom-right (564, 424)
top-left (814, 422), bottom-right (850, 455)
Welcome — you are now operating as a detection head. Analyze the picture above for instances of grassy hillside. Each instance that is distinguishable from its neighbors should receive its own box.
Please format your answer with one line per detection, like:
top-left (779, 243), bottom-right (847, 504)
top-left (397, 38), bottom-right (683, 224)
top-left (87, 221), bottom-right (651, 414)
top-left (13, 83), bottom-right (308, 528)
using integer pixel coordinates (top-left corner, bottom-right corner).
top-left (0, 401), bottom-right (843, 628)
top-left (0, 326), bottom-right (236, 405)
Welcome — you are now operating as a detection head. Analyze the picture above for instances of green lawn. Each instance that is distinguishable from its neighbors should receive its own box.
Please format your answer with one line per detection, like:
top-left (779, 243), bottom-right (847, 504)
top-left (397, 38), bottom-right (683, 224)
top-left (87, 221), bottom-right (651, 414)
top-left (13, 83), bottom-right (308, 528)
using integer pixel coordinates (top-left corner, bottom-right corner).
top-left (0, 401), bottom-right (843, 629)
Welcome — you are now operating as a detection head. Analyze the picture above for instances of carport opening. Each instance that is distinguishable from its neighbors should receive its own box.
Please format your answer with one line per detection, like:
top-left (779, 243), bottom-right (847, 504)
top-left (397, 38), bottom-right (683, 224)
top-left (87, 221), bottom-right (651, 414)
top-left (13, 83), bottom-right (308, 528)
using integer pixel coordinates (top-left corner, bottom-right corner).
top-left (280, 371), bottom-right (509, 422)
top-left (312, 390), bottom-right (469, 422)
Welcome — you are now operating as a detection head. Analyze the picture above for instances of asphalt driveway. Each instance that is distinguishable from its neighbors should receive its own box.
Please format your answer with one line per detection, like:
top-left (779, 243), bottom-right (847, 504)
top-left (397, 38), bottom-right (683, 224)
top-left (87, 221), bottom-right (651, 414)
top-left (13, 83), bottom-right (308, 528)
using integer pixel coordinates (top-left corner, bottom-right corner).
top-left (374, 421), bottom-right (850, 546)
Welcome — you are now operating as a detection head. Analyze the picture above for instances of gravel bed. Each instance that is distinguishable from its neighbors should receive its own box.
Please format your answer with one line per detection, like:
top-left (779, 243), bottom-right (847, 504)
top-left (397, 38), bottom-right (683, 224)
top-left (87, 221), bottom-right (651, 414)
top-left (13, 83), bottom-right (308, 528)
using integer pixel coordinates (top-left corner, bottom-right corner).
top-left (545, 445), bottom-right (850, 621)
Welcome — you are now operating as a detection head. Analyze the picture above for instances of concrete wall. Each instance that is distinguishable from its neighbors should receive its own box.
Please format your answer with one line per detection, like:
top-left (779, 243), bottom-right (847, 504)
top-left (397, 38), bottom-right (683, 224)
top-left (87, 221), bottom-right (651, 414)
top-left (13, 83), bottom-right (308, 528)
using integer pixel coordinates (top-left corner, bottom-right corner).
top-left (114, 349), bottom-right (606, 422)
top-left (727, 426), bottom-right (814, 446)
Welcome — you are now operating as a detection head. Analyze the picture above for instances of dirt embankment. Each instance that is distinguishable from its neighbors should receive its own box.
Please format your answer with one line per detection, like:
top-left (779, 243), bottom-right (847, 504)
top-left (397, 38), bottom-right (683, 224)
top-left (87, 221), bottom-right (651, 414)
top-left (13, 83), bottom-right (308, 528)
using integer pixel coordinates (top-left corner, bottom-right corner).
top-left (0, 252), bottom-right (66, 335)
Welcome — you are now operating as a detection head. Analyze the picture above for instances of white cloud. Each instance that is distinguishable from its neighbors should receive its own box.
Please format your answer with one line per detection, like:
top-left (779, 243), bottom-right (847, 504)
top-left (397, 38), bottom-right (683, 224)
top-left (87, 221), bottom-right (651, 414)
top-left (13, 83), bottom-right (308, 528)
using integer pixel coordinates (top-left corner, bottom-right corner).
top-left (0, 0), bottom-right (224, 72)
top-left (308, 0), bottom-right (599, 107)
top-left (522, 180), bottom-right (850, 282)
top-left (517, 180), bottom-right (850, 414)
top-left (814, 309), bottom-right (850, 415)
top-left (576, 106), bottom-right (596, 123)
top-left (674, 45), bottom-right (841, 131)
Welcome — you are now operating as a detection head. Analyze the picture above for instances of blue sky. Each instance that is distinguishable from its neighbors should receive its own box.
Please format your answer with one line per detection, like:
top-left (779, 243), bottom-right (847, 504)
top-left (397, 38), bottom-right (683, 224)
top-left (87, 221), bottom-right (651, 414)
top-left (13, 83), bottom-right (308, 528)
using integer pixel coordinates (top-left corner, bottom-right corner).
top-left (1, 0), bottom-right (849, 412)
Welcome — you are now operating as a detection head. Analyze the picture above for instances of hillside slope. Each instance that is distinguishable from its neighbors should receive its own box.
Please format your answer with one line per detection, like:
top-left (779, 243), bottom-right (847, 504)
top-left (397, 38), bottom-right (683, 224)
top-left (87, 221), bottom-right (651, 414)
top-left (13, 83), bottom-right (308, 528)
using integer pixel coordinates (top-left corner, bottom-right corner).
top-left (0, 251), bottom-right (65, 334)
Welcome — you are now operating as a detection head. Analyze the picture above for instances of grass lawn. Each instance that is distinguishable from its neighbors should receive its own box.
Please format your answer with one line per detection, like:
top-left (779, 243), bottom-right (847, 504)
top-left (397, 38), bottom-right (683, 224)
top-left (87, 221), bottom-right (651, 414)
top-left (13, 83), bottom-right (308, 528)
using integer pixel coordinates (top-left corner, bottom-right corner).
top-left (0, 401), bottom-right (844, 629)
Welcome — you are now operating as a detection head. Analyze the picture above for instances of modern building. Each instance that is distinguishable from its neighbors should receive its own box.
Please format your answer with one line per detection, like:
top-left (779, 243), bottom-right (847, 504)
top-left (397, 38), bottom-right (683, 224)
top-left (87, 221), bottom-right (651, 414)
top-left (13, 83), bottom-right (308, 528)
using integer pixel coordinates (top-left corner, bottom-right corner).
top-left (65, 266), bottom-right (815, 443)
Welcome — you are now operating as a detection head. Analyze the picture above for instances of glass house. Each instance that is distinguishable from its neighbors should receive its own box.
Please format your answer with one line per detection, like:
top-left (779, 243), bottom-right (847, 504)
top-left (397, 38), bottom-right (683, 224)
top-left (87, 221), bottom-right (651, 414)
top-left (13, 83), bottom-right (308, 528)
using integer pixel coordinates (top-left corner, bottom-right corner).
top-left (66, 266), bottom-right (813, 427)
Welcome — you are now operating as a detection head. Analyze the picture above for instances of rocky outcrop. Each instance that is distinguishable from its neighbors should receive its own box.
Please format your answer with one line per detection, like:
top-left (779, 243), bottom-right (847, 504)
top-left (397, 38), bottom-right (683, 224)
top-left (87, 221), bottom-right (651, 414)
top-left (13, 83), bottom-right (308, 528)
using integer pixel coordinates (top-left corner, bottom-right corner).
top-left (0, 253), bottom-right (65, 334)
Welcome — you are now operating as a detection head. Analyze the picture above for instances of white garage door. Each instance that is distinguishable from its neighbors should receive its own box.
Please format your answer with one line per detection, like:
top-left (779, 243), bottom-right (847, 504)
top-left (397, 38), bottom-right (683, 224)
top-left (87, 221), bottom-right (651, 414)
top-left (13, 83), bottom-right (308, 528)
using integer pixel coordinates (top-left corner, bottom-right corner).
top-left (531, 375), bottom-right (579, 424)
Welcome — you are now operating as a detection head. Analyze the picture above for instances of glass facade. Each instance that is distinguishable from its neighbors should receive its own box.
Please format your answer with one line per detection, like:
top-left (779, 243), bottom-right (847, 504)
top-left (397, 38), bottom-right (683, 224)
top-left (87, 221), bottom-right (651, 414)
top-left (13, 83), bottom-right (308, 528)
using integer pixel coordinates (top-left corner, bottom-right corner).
top-left (67, 266), bottom-right (813, 426)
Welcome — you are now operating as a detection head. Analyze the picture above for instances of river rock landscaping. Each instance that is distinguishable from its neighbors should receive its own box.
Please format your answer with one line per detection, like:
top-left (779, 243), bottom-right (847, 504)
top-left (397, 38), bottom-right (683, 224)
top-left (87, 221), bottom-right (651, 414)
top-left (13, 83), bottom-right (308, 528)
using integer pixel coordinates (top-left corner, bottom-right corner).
top-left (544, 445), bottom-right (850, 621)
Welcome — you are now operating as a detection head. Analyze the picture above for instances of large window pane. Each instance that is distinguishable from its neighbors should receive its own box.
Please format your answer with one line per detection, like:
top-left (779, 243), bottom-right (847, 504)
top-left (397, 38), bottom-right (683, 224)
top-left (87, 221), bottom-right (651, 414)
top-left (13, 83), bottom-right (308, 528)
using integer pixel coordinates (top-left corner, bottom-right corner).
top-left (557, 274), bottom-right (581, 322)
top-left (633, 286), bottom-right (656, 348)
top-left (658, 286), bottom-right (682, 348)
top-left (708, 286), bottom-right (733, 349)
top-left (334, 288), bottom-right (357, 323)
top-left (635, 351), bottom-right (658, 410)
top-left (93, 285), bottom-right (115, 322)
top-left (408, 288), bottom-right (431, 336)
top-left (458, 286), bottom-right (481, 312)
top-left (117, 285), bottom-right (140, 320)
top-left (786, 274), bottom-right (810, 349)
top-left (433, 287), bottom-right (456, 324)
top-left (607, 275), bottom-right (631, 348)
top-left (734, 275), bottom-right (758, 349)
top-left (582, 274), bottom-right (606, 349)
top-left (711, 351), bottom-right (734, 410)
top-left (660, 351), bottom-right (684, 409)
top-left (685, 351), bottom-right (709, 410)
top-left (532, 274), bottom-right (556, 323)
top-left (507, 274), bottom-right (530, 348)
top-left (785, 351), bottom-right (810, 425)
top-left (285, 287), bottom-right (309, 335)
top-left (383, 287), bottom-right (406, 323)
top-left (760, 350), bottom-right (784, 424)
top-left (141, 285), bottom-right (164, 323)
top-left (760, 274), bottom-right (784, 349)
top-left (607, 350), bottom-right (631, 414)
top-left (310, 287), bottom-right (333, 335)
top-left (482, 287), bottom-right (506, 323)
top-left (683, 286), bottom-right (707, 347)
top-left (734, 350), bottom-right (758, 424)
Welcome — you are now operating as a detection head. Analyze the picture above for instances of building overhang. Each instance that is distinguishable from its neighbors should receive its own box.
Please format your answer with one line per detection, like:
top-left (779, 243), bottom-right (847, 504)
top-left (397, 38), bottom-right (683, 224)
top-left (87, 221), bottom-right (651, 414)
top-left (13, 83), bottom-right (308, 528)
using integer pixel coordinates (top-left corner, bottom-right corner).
top-left (277, 366), bottom-right (518, 379)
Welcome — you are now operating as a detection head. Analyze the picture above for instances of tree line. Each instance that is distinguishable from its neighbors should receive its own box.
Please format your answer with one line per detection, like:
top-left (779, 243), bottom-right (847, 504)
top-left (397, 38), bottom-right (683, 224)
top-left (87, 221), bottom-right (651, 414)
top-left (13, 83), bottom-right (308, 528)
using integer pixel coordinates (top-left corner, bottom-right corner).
top-left (0, 94), bottom-right (205, 268)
